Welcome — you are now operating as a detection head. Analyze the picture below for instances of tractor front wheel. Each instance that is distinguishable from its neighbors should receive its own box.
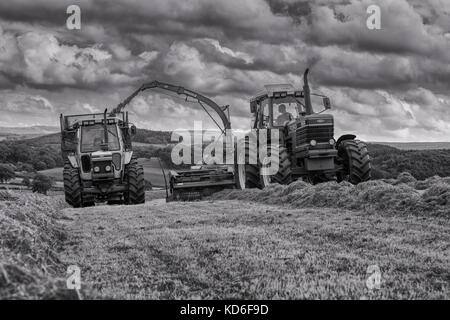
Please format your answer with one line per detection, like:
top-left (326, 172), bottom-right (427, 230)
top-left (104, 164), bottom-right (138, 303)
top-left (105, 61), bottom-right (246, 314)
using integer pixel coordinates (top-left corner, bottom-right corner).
top-left (124, 157), bottom-right (145, 204)
top-left (63, 161), bottom-right (83, 208)
top-left (337, 139), bottom-right (371, 184)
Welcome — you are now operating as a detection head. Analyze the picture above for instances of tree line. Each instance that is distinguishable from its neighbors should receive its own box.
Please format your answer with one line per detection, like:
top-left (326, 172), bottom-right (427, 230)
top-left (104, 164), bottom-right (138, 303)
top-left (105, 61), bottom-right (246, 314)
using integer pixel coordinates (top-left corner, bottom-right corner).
top-left (0, 141), bottom-right (63, 171)
top-left (367, 144), bottom-right (450, 180)
top-left (1, 138), bottom-right (449, 182)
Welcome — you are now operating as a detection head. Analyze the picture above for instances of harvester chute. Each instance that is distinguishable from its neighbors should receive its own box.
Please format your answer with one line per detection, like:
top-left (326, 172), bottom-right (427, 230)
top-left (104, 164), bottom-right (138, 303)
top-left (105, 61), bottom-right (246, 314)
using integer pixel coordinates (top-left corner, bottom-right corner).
top-left (112, 81), bottom-right (237, 201)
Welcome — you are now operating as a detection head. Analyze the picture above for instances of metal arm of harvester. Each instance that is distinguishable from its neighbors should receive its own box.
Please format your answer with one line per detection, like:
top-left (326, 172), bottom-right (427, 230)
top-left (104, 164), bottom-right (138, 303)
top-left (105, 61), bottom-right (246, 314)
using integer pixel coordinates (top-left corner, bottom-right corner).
top-left (110, 81), bottom-right (231, 131)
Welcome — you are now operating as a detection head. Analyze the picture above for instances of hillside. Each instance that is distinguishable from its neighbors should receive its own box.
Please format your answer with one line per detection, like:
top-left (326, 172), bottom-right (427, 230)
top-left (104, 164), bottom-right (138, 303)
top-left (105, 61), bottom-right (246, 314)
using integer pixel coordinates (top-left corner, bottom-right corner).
top-left (0, 126), bottom-right (59, 136)
top-left (0, 129), bottom-right (173, 171)
top-left (367, 144), bottom-right (450, 180)
top-left (372, 142), bottom-right (450, 150)
top-left (1, 129), bottom-right (450, 181)
top-left (133, 128), bottom-right (172, 144)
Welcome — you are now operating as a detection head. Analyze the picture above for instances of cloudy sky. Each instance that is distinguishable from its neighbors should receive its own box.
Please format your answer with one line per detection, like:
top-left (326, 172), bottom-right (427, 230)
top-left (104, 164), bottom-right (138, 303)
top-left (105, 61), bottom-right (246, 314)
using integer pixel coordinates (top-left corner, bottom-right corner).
top-left (0, 0), bottom-right (449, 141)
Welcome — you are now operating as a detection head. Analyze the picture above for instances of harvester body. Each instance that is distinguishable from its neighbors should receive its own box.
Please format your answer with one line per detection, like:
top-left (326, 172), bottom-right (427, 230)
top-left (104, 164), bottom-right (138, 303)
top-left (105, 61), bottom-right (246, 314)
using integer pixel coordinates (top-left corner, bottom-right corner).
top-left (168, 166), bottom-right (235, 201)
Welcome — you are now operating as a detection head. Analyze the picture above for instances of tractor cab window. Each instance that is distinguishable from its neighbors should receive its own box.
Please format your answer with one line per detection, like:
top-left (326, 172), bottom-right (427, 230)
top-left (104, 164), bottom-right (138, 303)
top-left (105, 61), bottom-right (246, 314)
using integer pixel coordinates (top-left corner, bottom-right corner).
top-left (80, 124), bottom-right (120, 153)
top-left (260, 100), bottom-right (270, 128)
top-left (273, 97), bottom-right (300, 126)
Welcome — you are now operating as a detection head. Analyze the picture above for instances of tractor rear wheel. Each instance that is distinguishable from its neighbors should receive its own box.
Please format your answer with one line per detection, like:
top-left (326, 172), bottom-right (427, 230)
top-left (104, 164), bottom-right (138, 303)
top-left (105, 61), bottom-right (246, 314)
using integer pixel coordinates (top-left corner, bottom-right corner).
top-left (124, 157), bottom-right (145, 204)
top-left (337, 139), bottom-right (371, 184)
top-left (63, 161), bottom-right (82, 208)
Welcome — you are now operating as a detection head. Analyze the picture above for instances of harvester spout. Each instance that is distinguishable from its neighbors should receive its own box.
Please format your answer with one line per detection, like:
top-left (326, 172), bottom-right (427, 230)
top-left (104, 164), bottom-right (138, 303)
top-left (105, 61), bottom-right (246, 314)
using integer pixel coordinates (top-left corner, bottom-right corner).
top-left (303, 68), bottom-right (313, 115)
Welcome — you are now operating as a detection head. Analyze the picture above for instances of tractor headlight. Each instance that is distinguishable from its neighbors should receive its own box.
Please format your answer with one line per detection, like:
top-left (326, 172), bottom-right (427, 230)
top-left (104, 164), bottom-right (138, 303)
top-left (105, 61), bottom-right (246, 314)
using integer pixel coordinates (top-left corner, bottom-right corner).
top-left (329, 138), bottom-right (336, 145)
top-left (112, 153), bottom-right (121, 171)
top-left (310, 140), bottom-right (317, 146)
top-left (94, 166), bottom-right (100, 173)
top-left (105, 165), bottom-right (111, 172)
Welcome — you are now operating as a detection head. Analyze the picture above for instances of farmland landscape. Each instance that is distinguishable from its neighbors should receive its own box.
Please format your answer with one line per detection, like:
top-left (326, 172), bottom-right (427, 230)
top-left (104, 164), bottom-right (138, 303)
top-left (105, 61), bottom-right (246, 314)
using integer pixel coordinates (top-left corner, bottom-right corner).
top-left (1, 0), bottom-right (450, 308)
top-left (1, 129), bottom-right (450, 299)
top-left (1, 167), bottom-right (449, 299)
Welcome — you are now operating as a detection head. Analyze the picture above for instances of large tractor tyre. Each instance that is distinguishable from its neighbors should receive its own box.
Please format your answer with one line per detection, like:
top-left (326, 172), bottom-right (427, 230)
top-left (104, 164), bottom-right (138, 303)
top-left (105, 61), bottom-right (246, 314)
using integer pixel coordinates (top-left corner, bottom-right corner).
top-left (63, 161), bottom-right (82, 208)
top-left (235, 138), bottom-right (261, 189)
top-left (337, 139), bottom-right (371, 184)
top-left (124, 157), bottom-right (145, 205)
top-left (260, 146), bottom-right (292, 188)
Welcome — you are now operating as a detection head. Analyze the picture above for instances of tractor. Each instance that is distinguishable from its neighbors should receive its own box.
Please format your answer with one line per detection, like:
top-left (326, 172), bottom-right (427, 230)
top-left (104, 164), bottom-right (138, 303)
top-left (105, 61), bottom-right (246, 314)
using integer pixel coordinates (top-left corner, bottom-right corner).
top-left (236, 69), bottom-right (371, 189)
top-left (60, 110), bottom-right (145, 207)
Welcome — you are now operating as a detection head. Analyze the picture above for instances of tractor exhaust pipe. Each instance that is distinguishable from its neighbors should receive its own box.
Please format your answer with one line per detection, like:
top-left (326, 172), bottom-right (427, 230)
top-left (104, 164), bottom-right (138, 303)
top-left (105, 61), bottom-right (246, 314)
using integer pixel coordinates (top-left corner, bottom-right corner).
top-left (101, 108), bottom-right (109, 151)
top-left (303, 68), bottom-right (313, 115)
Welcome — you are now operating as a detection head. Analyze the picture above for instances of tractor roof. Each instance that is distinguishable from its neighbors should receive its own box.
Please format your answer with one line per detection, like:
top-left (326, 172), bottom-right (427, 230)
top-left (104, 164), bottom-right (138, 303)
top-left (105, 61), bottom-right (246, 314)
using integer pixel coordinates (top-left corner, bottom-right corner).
top-left (61, 112), bottom-right (125, 130)
top-left (250, 84), bottom-right (300, 103)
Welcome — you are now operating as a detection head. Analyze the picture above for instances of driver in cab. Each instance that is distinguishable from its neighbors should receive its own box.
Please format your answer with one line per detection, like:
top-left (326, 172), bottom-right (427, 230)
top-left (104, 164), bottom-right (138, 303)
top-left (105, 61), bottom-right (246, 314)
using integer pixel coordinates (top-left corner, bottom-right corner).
top-left (275, 104), bottom-right (293, 126)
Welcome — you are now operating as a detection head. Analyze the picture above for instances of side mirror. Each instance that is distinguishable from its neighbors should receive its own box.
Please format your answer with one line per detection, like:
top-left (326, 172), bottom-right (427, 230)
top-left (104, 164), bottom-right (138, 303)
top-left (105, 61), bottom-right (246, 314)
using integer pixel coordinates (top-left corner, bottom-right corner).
top-left (250, 102), bottom-right (257, 114)
top-left (323, 97), bottom-right (331, 109)
top-left (130, 125), bottom-right (137, 135)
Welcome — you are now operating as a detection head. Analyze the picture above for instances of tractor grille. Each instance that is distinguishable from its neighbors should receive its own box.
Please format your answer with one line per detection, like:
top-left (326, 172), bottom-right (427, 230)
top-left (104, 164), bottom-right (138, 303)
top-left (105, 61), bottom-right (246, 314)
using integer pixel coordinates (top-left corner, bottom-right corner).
top-left (92, 160), bottom-right (113, 174)
top-left (296, 124), bottom-right (333, 147)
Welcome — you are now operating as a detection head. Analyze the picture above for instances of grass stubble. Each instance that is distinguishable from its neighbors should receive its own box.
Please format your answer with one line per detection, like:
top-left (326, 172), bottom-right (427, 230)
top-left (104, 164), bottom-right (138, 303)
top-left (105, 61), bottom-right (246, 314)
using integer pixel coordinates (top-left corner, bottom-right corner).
top-left (1, 172), bottom-right (449, 299)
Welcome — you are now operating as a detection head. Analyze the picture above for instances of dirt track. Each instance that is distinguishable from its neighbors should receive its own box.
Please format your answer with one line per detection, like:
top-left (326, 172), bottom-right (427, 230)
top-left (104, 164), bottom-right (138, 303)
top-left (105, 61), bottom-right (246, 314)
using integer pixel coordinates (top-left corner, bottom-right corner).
top-left (60, 196), bottom-right (450, 299)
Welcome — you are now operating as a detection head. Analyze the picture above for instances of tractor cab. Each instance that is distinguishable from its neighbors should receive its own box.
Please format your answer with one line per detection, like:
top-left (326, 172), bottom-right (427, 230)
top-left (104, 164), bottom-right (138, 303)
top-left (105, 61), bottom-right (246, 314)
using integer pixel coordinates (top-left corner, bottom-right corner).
top-left (80, 123), bottom-right (121, 153)
top-left (249, 84), bottom-right (331, 130)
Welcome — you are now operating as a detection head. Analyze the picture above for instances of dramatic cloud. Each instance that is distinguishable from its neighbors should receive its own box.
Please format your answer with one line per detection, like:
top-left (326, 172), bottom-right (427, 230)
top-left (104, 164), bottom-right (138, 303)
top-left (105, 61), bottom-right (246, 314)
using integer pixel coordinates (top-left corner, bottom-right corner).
top-left (0, 0), bottom-right (448, 141)
top-left (0, 26), bottom-right (157, 90)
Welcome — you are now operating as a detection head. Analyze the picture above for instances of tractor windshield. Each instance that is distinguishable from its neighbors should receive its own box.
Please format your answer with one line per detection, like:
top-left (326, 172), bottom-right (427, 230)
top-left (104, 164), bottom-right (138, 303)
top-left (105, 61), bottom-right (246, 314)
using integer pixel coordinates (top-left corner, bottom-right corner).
top-left (272, 96), bottom-right (305, 126)
top-left (80, 124), bottom-right (120, 153)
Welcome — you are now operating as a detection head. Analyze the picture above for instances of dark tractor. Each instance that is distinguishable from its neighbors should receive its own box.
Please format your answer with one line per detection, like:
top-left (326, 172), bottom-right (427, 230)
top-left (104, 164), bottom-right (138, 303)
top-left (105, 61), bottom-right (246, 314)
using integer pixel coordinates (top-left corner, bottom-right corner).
top-left (60, 111), bottom-right (145, 207)
top-left (236, 69), bottom-right (371, 189)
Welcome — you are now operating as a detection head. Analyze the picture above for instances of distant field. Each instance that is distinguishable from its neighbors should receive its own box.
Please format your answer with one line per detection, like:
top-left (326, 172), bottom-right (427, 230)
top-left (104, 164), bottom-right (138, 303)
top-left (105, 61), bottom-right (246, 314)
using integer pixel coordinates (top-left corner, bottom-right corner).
top-left (0, 134), bottom-right (40, 141)
top-left (138, 158), bottom-right (169, 188)
top-left (133, 142), bottom-right (171, 148)
top-left (38, 167), bottom-right (63, 181)
top-left (38, 157), bottom-right (169, 188)
top-left (374, 142), bottom-right (450, 150)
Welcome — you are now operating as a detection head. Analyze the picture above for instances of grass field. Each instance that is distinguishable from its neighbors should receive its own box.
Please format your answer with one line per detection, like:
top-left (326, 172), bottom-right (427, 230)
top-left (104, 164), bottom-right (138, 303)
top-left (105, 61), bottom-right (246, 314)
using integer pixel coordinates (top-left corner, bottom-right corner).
top-left (59, 198), bottom-right (449, 299)
top-left (0, 191), bottom-right (71, 299)
top-left (2, 173), bottom-right (449, 299)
